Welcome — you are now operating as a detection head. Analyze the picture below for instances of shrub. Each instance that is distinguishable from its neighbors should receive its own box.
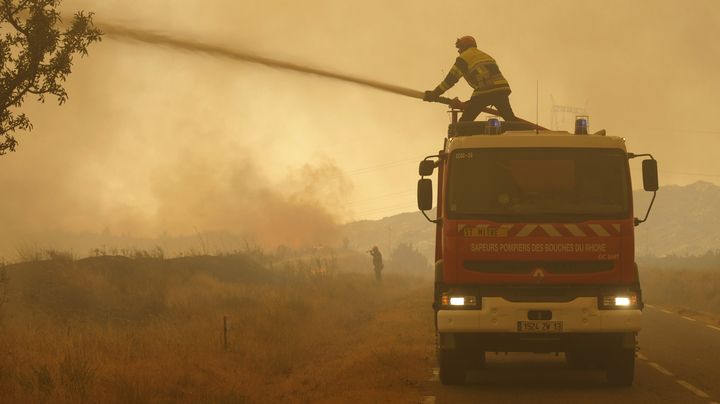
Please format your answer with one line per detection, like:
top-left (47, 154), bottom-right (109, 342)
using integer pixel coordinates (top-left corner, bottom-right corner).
top-left (389, 243), bottom-right (430, 275)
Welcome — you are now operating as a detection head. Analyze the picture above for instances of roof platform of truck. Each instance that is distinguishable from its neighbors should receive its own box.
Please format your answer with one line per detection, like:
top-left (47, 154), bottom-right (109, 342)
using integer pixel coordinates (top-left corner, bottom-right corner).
top-left (448, 120), bottom-right (607, 137)
top-left (448, 120), bottom-right (539, 137)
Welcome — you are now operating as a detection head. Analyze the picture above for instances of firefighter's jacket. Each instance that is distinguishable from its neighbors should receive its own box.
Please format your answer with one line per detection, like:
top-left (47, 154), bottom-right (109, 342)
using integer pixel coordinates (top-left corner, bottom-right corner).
top-left (433, 47), bottom-right (511, 98)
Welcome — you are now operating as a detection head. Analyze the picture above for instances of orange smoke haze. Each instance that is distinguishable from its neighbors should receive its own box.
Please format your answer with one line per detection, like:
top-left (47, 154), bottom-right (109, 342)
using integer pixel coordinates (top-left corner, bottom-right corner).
top-left (0, 0), bottom-right (718, 257)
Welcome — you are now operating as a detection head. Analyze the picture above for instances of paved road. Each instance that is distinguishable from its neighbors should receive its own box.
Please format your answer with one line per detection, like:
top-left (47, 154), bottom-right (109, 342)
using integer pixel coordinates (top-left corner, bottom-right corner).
top-left (422, 305), bottom-right (720, 403)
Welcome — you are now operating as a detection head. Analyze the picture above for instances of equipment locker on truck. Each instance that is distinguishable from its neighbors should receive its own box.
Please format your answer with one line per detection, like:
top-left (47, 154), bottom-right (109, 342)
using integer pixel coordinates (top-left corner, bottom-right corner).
top-left (417, 117), bottom-right (658, 386)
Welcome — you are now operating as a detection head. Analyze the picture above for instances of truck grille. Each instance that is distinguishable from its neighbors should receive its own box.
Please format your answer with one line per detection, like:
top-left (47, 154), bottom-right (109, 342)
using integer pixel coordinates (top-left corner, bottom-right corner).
top-left (463, 260), bottom-right (615, 274)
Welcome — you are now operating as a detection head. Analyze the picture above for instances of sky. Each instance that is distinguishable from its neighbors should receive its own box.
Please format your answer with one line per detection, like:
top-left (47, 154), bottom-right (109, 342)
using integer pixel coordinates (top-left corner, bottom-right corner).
top-left (0, 0), bottom-right (718, 255)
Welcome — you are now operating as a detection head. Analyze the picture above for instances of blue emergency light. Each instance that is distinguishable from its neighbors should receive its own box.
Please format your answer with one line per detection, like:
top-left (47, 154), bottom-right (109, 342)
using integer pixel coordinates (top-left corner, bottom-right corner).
top-left (486, 117), bottom-right (501, 134)
top-left (575, 116), bottom-right (589, 135)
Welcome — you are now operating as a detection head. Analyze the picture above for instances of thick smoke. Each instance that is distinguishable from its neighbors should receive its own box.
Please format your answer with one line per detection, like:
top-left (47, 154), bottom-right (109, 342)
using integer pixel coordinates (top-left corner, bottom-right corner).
top-left (0, 31), bottom-right (354, 256)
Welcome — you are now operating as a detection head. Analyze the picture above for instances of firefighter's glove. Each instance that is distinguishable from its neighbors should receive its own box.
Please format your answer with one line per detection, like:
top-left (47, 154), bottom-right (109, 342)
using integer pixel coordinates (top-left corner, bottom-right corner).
top-left (450, 97), bottom-right (466, 110)
top-left (423, 89), bottom-right (440, 102)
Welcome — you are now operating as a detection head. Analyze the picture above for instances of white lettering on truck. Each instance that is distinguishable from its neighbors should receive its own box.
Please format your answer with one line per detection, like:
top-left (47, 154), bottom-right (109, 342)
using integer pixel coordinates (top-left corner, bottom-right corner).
top-left (470, 243), bottom-right (608, 254)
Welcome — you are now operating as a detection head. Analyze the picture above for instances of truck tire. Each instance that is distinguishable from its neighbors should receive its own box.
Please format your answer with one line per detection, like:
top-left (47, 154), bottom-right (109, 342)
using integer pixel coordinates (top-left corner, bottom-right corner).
top-left (438, 348), bottom-right (466, 385)
top-left (605, 348), bottom-right (635, 386)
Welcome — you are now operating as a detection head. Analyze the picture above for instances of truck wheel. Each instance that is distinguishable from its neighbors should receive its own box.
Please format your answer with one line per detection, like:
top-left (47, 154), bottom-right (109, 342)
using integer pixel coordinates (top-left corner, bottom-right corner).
top-left (438, 348), bottom-right (466, 385)
top-left (605, 348), bottom-right (635, 386)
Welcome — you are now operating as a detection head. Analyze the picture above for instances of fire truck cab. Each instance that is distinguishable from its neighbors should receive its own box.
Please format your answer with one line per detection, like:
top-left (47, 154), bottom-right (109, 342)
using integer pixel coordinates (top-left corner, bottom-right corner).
top-left (417, 119), bottom-right (658, 386)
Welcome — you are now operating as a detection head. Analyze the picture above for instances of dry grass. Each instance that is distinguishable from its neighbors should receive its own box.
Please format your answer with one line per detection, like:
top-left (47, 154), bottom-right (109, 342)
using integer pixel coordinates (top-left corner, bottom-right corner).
top-left (0, 251), bottom-right (432, 403)
top-left (10, 249), bottom-right (714, 402)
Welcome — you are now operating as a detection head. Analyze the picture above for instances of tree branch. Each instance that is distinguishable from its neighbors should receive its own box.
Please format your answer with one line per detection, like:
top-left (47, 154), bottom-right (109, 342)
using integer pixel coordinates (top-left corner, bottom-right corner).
top-left (0, 0), bottom-right (101, 154)
top-left (1, 0), bottom-right (29, 36)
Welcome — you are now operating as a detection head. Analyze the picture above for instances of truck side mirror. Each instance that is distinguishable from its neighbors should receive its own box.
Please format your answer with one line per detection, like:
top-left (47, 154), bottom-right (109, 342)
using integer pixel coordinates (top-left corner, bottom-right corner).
top-left (642, 159), bottom-right (659, 192)
top-left (635, 157), bottom-right (659, 226)
top-left (417, 178), bottom-right (433, 211)
top-left (419, 160), bottom-right (436, 176)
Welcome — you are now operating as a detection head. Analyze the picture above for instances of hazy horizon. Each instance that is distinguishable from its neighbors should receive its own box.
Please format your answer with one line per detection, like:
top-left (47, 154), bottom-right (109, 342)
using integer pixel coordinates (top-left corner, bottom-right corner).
top-left (1, 0), bottom-right (718, 255)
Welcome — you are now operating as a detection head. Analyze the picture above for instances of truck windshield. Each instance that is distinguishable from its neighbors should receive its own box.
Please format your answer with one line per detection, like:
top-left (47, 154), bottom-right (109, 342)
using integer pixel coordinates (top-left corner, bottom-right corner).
top-left (447, 148), bottom-right (630, 221)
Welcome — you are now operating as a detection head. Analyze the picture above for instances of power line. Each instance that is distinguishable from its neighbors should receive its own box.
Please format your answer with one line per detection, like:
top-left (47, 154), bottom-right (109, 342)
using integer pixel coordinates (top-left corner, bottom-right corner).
top-left (316, 149), bottom-right (426, 177)
top-left (345, 188), bottom-right (415, 207)
top-left (343, 155), bottom-right (423, 176)
top-left (353, 201), bottom-right (417, 217)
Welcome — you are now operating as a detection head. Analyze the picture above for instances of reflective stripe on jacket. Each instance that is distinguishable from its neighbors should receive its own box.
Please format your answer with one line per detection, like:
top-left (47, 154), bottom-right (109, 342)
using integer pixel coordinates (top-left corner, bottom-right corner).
top-left (434, 48), bottom-right (511, 97)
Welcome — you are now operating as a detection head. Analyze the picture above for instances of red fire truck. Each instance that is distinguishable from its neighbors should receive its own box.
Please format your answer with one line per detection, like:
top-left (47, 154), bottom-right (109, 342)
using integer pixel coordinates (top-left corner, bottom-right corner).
top-left (417, 118), bottom-right (658, 386)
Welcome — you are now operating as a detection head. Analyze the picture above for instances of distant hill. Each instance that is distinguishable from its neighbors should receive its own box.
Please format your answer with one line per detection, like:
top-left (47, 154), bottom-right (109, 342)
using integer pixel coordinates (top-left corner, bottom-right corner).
top-left (634, 181), bottom-right (720, 257)
top-left (3, 182), bottom-right (715, 262)
top-left (341, 181), bottom-right (720, 260)
top-left (340, 210), bottom-right (436, 261)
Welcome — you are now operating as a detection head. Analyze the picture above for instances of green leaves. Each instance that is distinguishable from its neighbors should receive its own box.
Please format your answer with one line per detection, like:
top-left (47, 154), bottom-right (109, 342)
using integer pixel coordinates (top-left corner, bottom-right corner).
top-left (0, 0), bottom-right (102, 155)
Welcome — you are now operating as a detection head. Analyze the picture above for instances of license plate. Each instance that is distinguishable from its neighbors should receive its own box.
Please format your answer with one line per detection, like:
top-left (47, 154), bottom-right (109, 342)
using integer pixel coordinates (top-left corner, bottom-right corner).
top-left (517, 321), bottom-right (563, 333)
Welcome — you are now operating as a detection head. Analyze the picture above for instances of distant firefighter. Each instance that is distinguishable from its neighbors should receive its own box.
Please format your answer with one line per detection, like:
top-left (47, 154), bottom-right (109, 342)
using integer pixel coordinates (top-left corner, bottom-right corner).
top-left (367, 246), bottom-right (384, 282)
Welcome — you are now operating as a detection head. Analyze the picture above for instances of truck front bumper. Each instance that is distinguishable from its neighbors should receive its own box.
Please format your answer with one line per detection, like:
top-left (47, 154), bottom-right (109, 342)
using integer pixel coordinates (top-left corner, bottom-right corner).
top-left (437, 297), bottom-right (641, 334)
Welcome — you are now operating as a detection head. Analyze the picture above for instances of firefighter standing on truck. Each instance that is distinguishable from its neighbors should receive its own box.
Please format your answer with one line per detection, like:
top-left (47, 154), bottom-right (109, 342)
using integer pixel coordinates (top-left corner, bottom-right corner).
top-left (368, 246), bottom-right (384, 282)
top-left (424, 36), bottom-right (517, 122)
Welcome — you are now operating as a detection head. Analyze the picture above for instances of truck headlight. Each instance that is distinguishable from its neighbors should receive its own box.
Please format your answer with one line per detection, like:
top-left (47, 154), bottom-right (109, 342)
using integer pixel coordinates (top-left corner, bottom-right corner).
top-left (450, 297), bottom-right (466, 306)
top-left (441, 293), bottom-right (478, 308)
top-left (599, 293), bottom-right (639, 309)
top-left (615, 297), bottom-right (631, 306)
